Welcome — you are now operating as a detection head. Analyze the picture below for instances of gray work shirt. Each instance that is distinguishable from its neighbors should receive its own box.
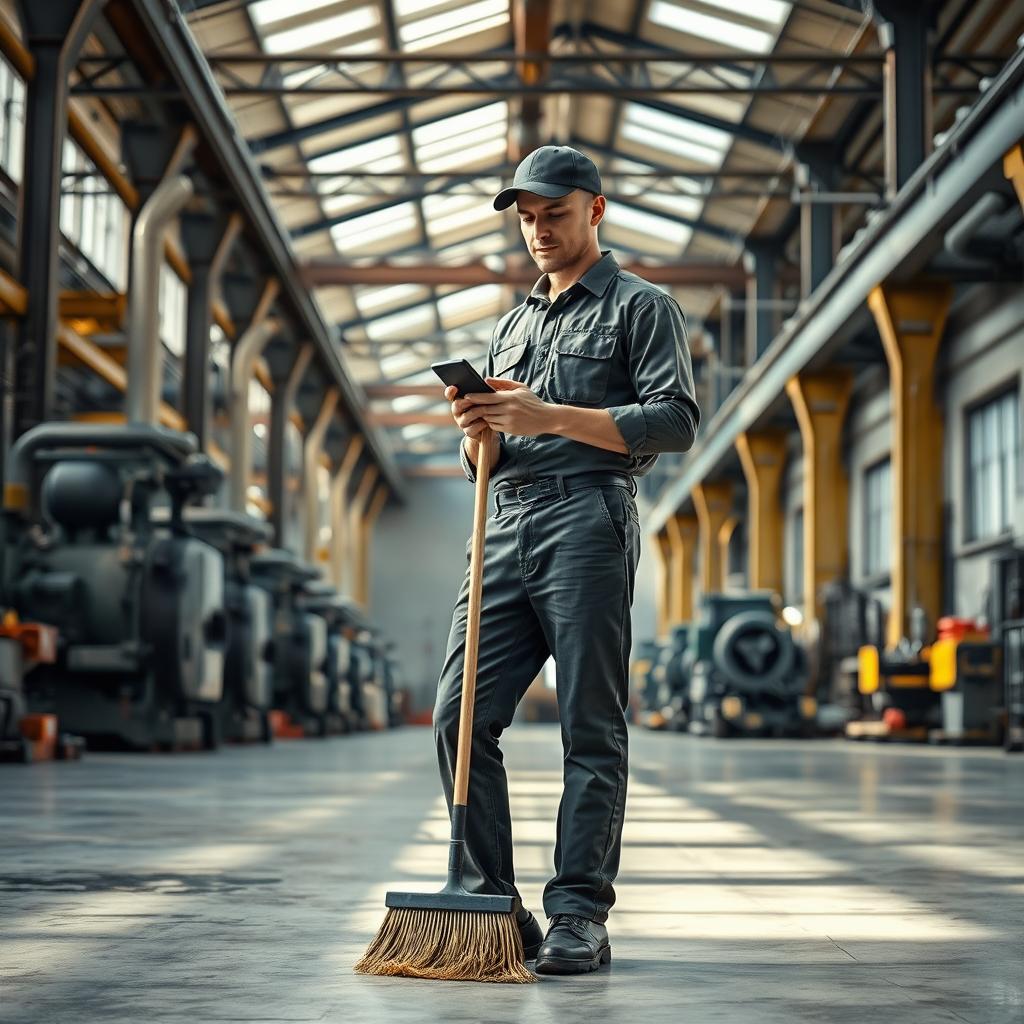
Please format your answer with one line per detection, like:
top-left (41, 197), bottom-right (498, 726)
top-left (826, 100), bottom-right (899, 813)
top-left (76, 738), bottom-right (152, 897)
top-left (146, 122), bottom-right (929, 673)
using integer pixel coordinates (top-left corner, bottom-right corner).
top-left (459, 250), bottom-right (700, 486)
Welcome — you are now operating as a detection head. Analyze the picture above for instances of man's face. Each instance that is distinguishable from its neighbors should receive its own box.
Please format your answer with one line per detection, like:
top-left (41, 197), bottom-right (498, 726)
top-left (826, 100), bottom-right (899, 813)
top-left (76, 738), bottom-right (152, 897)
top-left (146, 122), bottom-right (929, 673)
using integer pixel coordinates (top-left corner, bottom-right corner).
top-left (516, 189), bottom-right (603, 273)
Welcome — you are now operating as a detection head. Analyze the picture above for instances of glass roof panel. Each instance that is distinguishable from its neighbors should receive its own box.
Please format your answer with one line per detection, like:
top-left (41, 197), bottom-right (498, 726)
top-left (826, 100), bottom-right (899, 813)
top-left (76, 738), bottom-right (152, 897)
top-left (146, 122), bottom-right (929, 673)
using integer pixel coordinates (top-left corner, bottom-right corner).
top-left (259, 4), bottom-right (380, 52)
top-left (693, 0), bottom-right (790, 27)
top-left (400, 0), bottom-right (510, 52)
top-left (647, 1), bottom-right (784, 53)
top-left (330, 201), bottom-right (418, 253)
top-left (412, 102), bottom-right (508, 173)
top-left (603, 203), bottom-right (693, 248)
top-left (355, 283), bottom-right (428, 315)
top-left (621, 102), bottom-right (732, 167)
top-left (364, 303), bottom-right (435, 339)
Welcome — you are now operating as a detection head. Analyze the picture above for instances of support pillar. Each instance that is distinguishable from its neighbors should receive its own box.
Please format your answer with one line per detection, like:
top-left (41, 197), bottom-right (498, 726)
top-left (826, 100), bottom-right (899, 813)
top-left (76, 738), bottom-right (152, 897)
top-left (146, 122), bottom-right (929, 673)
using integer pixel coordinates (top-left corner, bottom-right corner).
top-left (302, 388), bottom-right (339, 564)
top-left (329, 436), bottom-right (364, 591)
top-left (692, 481), bottom-right (734, 596)
top-left (718, 515), bottom-right (740, 591)
top-left (653, 531), bottom-right (672, 641)
top-left (13, 0), bottom-right (104, 438)
top-left (867, 282), bottom-right (952, 648)
top-left (359, 483), bottom-right (389, 610)
top-left (349, 464), bottom-right (379, 609)
top-left (665, 513), bottom-right (698, 624)
top-left (877, 1), bottom-right (934, 197)
top-left (1004, 143), bottom-right (1024, 213)
top-left (742, 241), bottom-right (777, 363)
top-left (736, 429), bottom-right (788, 594)
top-left (795, 143), bottom-right (836, 298)
top-left (268, 344), bottom-right (312, 547)
top-left (181, 212), bottom-right (241, 449)
top-left (785, 369), bottom-right (853, 635)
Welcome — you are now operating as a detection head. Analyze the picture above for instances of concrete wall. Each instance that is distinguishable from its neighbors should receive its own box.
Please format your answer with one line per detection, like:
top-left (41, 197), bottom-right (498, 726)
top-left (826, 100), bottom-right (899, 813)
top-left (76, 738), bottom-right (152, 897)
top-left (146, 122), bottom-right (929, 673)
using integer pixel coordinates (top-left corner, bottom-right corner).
top-left (939, 283), bottom-right (1024, 618)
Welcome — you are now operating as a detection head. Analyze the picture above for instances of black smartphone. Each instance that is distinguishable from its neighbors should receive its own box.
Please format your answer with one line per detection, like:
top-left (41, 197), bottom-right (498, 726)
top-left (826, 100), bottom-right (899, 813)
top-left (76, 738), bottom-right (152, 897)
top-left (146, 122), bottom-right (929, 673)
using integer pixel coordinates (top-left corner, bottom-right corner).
top-left (431, 358), bottom-right (495, 398)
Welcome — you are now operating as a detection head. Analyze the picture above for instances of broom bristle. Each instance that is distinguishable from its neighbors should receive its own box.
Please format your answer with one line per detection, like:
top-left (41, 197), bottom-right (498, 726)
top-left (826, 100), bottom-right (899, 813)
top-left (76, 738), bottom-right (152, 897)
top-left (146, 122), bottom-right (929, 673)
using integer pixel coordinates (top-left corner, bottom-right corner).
top-left (354, 907), bottom-right (536, 983)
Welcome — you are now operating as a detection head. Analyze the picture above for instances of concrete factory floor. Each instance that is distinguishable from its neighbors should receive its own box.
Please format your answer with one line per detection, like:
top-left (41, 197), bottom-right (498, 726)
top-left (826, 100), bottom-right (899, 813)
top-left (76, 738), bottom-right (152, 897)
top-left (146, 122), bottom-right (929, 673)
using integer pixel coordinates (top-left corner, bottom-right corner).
top-left (1, 725), bottom-right (1022, 1024)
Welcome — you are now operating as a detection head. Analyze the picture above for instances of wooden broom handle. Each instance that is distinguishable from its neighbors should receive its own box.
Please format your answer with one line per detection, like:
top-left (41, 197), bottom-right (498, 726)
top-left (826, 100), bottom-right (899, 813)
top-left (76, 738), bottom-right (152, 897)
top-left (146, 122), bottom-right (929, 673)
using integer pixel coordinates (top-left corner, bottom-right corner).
top-left (453, 427), bottom-right (493, 808)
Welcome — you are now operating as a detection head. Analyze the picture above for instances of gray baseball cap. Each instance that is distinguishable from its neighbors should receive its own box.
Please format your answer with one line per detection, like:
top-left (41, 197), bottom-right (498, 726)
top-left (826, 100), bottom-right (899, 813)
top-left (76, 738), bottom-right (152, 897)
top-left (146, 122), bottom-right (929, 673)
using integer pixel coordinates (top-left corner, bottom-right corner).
top-left (492, 145), bottom-right (603, 211)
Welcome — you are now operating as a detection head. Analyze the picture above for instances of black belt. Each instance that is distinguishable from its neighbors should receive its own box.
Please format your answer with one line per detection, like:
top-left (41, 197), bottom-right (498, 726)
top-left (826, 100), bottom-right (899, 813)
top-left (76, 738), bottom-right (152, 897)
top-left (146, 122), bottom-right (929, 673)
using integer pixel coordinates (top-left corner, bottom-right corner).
top-left (493, 470), bottom-right (636, 511)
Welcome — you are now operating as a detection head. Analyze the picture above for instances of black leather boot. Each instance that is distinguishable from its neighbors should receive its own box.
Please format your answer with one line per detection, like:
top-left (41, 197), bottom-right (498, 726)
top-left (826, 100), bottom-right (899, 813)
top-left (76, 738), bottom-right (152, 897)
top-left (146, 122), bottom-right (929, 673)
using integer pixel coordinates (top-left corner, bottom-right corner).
top-left (516, 907), bottom-right (544, 961)
top-left (534, 914), bottom-right (611, 975)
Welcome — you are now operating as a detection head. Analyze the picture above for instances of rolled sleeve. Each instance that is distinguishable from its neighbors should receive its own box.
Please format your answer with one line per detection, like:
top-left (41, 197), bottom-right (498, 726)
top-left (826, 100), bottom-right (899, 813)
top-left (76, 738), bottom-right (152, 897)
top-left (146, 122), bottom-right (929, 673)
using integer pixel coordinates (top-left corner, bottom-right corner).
top-left (607, 294), bottom-right (700, 457)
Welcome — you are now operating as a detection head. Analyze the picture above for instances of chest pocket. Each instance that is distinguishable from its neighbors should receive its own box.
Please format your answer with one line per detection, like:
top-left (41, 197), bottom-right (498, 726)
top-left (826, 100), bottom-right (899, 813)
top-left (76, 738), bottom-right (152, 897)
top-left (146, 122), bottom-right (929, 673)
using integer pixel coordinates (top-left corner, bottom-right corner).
top-left (549, 331), bottom-right (619, 404)
top-left (492, 338), bottom-right (529, 378)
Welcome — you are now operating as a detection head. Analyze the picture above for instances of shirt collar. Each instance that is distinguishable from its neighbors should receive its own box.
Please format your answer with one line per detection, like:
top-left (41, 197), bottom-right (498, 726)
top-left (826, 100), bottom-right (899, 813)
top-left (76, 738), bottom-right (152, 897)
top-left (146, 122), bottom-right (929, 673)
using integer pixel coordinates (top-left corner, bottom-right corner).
top-left (526, 250), bottom-right (619, 306)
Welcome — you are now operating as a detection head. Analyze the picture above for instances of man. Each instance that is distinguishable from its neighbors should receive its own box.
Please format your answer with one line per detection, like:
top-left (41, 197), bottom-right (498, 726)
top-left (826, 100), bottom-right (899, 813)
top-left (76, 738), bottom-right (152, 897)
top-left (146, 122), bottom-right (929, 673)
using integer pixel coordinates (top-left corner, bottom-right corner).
top-left (433, 145), bottom-right (700, 975)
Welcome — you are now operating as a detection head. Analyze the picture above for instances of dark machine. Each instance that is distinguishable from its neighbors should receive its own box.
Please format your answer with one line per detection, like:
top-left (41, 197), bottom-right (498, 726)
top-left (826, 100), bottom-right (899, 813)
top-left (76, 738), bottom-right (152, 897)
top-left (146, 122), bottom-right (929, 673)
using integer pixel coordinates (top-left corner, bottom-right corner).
top-left (635, 628), bottom-right (692, 731)
top-left (990, 547), bottom-right (1024, 752)
top-left (155, 508), bottom-right (276, 746)
top-left (302, 580), bottom-right (356, 734)
top-left (250, 549), bottom-right (329, 737)
top-left (686, 593), bottom-right (812, 738)
top-left (1, 424), bottom-right (228, 750)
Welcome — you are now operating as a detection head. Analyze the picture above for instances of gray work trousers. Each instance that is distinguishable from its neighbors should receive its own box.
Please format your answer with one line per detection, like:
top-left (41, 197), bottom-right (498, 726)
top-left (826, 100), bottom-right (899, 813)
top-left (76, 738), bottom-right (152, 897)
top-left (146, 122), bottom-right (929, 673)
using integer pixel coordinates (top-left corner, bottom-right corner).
top-left (433, 476), bottom-right (641, 924)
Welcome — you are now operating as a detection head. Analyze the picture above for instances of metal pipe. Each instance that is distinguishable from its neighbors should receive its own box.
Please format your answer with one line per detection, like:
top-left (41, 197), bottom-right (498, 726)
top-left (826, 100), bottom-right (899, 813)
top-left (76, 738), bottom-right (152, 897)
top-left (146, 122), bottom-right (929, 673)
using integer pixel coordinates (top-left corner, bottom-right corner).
top-left (944, 191), bottom-right (1011, 259)
top-left (3, 422), bottom-right (196, 515)
top-left (126, 174), bottom-right (194, 425)
top-left (302, 387), bottom-right (339, 563)
top-left (228, 317), bottom-right (279, 512)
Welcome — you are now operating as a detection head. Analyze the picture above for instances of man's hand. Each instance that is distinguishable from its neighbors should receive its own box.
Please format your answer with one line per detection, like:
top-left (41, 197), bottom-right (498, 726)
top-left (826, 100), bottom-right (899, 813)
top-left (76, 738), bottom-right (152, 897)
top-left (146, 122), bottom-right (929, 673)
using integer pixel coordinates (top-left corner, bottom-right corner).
top-left (461, 377), bottom-right (556, 437)
top-left (443, 384), bottom-right (493, 440)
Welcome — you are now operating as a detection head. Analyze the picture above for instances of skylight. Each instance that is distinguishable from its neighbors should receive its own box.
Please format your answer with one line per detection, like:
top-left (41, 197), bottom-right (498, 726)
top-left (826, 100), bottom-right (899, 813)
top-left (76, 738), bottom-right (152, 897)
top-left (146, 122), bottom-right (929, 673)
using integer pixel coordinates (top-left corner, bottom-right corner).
top-left (603, 203), bottom-right (693, 248)
top-left (647, 0), bottom-right (788, 53)
top-left (412, 102), bottom-right (508, 173)
top-left (259, 4), bottom-right (380, 53)
top-left (621, 103), bottom-right (732, 167)
top-left (355, 284), bottom-right (428, 315)
top-left (365, 303), bottom-right (435, 340)
top-left (422, 194), bottom-right (500, 241)
top-left (330, 201), bottom-right (418, 254)
top-left (437, 284), bottom-right (502, 328)
top-left (400, 0), bottom-right (509, 52)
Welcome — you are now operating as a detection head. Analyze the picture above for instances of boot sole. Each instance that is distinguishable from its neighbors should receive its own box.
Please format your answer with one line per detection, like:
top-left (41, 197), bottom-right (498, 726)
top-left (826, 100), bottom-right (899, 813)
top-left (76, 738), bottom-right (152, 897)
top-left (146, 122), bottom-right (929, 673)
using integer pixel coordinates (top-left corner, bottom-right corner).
top-left (534, 945), bottom-right (611, 975)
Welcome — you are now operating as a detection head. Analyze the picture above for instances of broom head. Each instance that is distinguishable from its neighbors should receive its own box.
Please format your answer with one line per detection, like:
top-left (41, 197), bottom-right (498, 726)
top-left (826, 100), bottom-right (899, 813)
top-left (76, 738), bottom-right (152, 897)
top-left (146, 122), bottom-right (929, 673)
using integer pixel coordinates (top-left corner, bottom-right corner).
top-left (354, 888), bottom-right (535, 983)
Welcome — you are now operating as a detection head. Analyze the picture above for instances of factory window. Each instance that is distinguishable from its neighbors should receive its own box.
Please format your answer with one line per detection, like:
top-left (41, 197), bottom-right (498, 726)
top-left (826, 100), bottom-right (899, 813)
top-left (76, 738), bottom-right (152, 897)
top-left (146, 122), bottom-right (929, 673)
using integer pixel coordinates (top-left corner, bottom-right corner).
top-left (966, 386), bottom-right (1021, 542)
top-left (158, 262), bottom-right (188, 357)
top-left (0, 56), bottom-right (25, 183)
top-left (863, 457), bottom-right (892, 578)
top-left (59, 140), bottom-right (129, 291)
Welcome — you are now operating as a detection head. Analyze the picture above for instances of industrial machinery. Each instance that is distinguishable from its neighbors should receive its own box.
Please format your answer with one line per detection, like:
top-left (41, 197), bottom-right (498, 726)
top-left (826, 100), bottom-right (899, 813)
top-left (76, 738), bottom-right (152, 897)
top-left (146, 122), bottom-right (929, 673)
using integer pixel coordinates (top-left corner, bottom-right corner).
top-left (990, 547), bottom-right (1024, 752)
top-left (250, 549), bottom-right (329, 737)
top-left (2, 424), bottom-right (228, 750)
top-left (302, 580), bottom-right (356, 734)
top-left (686, 593), bottom-right (812, 738)
top-left (928, 618), bottom-right (1002, 744)
top-left (629, 639), bottom-right (660, 726)
top-left (154, 508), bottom-right (276, 746)
top-left (635, 628), bottom-right (693, 731)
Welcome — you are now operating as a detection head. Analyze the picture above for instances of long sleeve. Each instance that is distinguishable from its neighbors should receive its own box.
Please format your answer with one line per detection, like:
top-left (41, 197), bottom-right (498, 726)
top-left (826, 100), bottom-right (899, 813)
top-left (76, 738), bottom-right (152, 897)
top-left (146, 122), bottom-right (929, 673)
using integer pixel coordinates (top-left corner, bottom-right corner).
top-left (606, 293), bottom-right (701, 457)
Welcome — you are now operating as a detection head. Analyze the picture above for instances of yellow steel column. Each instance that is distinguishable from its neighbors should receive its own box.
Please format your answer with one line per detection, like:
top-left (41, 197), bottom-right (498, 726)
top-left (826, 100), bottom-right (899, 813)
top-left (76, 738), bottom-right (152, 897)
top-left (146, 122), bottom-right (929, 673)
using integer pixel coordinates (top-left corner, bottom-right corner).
top-left (349, 465), bottom-right (379, 608)
top-left (691, 481), bottom-right (733, 595)
top-left (1004, 143), bottom-right (1024, 212)
top-left (735, 430), bottom-right (788, 594)
top-left (785, 370), bottom-right (853, 633)
top-left (653, 530), bottom-right (672, 640)
top-left (718, 515), bottom-right (739, 590)
top-left (666, 513), bottom-right (698, 623)
top-left (358, 483), bottom-right (389, 610)
top-left (867, 282), bottom-right (952, 648)
top-left (328, 436), bottom-right (364, 591)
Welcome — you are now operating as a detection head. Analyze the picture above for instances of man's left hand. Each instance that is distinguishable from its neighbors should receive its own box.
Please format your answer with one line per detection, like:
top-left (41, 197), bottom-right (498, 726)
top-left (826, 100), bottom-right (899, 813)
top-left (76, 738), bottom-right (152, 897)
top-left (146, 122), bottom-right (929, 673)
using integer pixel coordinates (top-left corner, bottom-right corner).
top-left (462, 377), bottom-right (556, 437)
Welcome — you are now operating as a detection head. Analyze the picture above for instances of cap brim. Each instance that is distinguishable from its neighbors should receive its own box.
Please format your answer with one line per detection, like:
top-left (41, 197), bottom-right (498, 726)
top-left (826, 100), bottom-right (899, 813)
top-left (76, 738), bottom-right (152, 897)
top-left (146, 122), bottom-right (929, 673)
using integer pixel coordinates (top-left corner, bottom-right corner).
top-left (492, 180), bottom-right (575, 211)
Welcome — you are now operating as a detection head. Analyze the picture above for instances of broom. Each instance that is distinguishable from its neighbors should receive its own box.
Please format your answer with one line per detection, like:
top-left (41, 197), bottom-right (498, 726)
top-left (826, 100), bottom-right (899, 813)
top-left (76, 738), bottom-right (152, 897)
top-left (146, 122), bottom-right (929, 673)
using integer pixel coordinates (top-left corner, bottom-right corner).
top-left (355, 426), bottom-right (535, 984)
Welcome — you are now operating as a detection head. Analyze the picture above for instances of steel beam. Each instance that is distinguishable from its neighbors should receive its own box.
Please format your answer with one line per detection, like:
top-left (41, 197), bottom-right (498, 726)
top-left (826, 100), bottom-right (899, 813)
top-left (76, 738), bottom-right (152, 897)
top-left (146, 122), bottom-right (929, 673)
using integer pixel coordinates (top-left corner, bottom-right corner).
top-left (268, 344), bottom-right (313, 546)
top-left (648, 46), bottom-right (1024, 533)
top-left (692, 481), bottom-right (733, 597)
top-left (13, 0), bottom-right (105, 439)
top-left (877, 0), bottom-right (934, 197)
top-left (742, 241), bottom-right (776, 364)
top-left (303, 260), bottom-right (750, 289)
top-left (795, 143), bottom-right (837, 299)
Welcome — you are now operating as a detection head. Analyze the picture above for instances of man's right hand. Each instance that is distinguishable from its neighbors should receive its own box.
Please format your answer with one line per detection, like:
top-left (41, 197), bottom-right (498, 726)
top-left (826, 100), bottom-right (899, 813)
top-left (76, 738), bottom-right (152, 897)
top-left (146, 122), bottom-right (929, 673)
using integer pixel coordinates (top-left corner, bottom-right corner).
top-left (444, 385), bottom-right (499, 469)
